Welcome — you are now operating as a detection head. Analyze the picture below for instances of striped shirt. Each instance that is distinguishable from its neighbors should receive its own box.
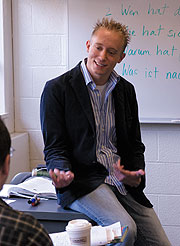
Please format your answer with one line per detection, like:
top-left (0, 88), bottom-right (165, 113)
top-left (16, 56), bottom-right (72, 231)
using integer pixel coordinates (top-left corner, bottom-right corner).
top-left (81, 59), bottom-right (127, 195)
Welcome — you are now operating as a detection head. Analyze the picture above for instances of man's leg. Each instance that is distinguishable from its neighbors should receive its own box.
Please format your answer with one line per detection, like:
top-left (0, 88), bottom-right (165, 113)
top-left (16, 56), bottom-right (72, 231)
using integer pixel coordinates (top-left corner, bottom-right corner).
top-left (68, 183), bottom-right (137, 246)
top-left (111, 186), bottom-right (171, 246)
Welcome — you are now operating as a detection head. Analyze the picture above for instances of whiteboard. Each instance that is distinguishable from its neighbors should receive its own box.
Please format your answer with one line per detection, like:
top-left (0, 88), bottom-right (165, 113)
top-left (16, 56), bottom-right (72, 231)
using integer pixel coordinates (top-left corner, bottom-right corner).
top-left (68, 0), bottom-right (180, 123)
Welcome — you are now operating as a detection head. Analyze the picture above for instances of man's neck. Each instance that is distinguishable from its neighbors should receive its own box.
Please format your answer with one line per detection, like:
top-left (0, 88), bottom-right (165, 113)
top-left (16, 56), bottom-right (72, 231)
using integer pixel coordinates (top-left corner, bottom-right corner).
top-left (95, 80), bottom-right (108, 86)
top-left (92, 74), bottom-right (110, 86)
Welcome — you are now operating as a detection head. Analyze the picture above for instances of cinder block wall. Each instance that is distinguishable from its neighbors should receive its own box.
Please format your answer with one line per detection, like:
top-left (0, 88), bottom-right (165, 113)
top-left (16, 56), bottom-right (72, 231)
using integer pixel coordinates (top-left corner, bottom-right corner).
top-left (12, 1), bottom-right (180, 245)
top-left (142, 124), bottom-right (180, 245)
top-left (7, 133), bottom-right (30, 183)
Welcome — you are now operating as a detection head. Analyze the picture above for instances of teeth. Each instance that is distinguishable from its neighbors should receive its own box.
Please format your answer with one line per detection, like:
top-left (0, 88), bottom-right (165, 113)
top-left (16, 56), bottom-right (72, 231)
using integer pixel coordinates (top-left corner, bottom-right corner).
top-left (95, 61), bottom-right (105, 67)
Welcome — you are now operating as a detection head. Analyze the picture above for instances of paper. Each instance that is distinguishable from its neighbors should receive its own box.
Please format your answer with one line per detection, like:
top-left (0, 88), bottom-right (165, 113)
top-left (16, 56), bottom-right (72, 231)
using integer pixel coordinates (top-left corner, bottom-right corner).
top-left (91, 226), bottom-right (108, 246)
top-left (3, 199), bottom-right (16, 205)
top-left (50, 231), bottom-right (70, 246)
top-left (91, 222), bottom-right (121, 245)
top-left (49, 222), bottom-right (127, 246)
top-left (0, 184), bottom-right (15, 198)
top-left (0, 177), bottom-right (57, 199)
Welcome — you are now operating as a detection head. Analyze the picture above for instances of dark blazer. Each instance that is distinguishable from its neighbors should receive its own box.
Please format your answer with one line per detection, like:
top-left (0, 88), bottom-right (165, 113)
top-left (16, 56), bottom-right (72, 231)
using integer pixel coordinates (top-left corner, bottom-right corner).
top-left (40, 62), bottom-right (152, 208)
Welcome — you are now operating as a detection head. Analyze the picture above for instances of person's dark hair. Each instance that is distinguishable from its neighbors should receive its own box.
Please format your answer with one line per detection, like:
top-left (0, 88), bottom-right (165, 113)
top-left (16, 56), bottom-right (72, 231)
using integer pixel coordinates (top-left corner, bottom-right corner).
top-left (92, 17), bottom-right (131, 52)
top-left (0, 117), bottom-right (11, 167)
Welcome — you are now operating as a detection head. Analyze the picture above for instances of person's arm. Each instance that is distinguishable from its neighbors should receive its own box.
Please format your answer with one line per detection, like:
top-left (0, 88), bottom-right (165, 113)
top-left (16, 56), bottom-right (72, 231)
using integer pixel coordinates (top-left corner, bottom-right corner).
top-left (113, 158), bottom-right (145, 187)
top-left (115, 81), bottom-right (145, 187)
top-left (129, 84), bottom-right (145, 171)
top-left (40, 79), bottom-right (74, 189)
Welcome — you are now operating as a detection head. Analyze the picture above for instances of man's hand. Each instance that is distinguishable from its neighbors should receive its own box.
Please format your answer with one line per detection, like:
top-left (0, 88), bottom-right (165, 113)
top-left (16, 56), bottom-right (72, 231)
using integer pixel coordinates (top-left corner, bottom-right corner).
top-left (49, 168), bottom-right (74, 188)
top-left (113, 159), bottom-right (145, 187)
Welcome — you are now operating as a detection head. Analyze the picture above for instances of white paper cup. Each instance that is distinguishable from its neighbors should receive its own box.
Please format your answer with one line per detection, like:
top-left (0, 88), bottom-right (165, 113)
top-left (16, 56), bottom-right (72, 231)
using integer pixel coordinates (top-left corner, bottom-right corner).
top-left (66, 219), bottom-right (92, 246)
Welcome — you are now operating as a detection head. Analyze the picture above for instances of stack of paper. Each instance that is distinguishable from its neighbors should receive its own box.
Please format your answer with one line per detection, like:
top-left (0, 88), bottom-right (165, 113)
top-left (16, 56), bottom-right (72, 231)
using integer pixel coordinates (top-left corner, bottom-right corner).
top-left (91, 222), bottom-right (122, 245)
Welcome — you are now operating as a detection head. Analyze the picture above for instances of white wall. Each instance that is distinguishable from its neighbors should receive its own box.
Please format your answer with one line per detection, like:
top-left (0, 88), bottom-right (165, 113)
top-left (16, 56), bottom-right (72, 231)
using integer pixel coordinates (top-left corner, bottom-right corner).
top-left (12, 1), bottom-right (180, 245)
top-left (1, 0), bottom-right (14, 132)
top-left (142, 124), bottom-right (180, 245)
top-left (6, 132), bottom-right (29, 183)
top-left (12, 0), bottom-right (68, 168)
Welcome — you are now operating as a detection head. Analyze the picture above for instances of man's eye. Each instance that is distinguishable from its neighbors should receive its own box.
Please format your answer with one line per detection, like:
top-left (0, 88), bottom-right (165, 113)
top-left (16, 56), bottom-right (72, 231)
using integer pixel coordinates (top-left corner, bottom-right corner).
top-left (108, 50), bottom-right (116, 55)
top-left (96, 46), bottom-right (102, 50)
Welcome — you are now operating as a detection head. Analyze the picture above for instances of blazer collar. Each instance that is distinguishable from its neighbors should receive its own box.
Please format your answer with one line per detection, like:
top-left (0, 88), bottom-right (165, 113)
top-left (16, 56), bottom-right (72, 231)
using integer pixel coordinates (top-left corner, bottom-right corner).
top-left (69, 63), bottom-right (96, 134)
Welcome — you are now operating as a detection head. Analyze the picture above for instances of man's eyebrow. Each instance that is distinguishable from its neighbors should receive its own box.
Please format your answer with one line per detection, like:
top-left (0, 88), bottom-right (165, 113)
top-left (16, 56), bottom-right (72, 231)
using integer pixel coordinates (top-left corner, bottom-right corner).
top-left (95, 43), bottom-right (118, 51)
top-left (94, 42), bottom-right (103, 46)
top-left (108, 48), bottom-right (118, 52)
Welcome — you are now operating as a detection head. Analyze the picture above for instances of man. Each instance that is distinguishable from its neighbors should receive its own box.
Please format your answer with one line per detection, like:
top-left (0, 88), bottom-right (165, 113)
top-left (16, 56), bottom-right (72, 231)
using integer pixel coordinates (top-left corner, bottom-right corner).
top-left (40, 18), bottom-right (171, 245)
top-left (0, 118), bottom-right (53, 246)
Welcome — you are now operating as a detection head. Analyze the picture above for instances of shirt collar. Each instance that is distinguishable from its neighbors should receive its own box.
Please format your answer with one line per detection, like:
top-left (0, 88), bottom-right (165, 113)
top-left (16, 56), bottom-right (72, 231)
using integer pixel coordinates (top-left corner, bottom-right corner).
top-left (80, 58), bottom-right (120, 90)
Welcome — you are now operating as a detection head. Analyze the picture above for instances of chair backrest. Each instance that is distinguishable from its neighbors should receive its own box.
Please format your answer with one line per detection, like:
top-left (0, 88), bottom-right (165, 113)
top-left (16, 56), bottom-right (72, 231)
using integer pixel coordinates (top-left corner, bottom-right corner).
top-left (10, 172), bottom-right (32, 184)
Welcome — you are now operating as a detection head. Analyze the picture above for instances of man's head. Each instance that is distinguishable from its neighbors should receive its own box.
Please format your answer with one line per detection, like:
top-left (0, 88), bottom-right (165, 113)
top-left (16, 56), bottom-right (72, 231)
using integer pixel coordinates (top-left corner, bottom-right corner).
top-left (0, 118), bottom-right (11, 189)
top-left (92, 18), bottom-right (130, 53)
top-left (86, 18), bottom-right (130, 85)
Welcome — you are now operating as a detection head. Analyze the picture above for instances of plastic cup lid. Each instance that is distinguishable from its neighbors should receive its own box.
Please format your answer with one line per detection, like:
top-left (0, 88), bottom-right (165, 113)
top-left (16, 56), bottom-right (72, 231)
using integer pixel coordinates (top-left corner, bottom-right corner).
top-left (66, 219), bottom-right (92, 231)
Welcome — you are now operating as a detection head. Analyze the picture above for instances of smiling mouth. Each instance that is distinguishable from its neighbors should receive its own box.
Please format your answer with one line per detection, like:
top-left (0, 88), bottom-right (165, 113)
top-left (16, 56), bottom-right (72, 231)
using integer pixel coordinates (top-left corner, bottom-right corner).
top-left (94, 60), bottom-right (106, 67)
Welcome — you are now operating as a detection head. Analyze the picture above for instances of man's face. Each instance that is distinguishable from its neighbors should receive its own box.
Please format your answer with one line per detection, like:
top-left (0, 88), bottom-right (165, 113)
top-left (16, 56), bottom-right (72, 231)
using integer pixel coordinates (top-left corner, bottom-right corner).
top-left (86, 27), bottom-right (125, 85)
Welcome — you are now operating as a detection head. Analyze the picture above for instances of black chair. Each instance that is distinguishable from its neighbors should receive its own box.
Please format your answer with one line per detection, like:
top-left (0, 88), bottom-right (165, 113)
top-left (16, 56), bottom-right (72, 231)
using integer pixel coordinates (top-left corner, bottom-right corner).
top-left (10, 172), bottom-right (32, 184)
top-left (10, 164), bottom-right (47, 184)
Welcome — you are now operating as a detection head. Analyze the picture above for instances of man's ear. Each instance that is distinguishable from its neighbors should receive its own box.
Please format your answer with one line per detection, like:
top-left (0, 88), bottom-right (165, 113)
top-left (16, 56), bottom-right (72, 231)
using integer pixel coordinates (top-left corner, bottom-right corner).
top-left (2, 154), bottom-right (10, 176)
top-left (86, 40), bottom-right (90, 53)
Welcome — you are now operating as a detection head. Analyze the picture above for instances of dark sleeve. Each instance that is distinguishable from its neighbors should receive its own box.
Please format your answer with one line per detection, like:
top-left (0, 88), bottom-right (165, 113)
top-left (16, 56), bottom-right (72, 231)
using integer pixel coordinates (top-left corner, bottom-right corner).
top-left (114, 79), bottom-right (145, 171)
top-left (124, 82), bottom-right (146, 192)
top-left (129, 84), bottom-right (145, 171)
top-left (40, 79), bottom-right (72, 171)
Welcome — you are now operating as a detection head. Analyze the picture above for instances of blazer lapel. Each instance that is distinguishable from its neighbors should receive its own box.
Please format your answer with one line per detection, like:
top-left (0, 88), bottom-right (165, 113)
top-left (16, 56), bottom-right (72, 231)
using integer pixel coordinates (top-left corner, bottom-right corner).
top-left (113, 81), bottom-right (126, 128)
top-left (69, 66), bottom-right (96, 134)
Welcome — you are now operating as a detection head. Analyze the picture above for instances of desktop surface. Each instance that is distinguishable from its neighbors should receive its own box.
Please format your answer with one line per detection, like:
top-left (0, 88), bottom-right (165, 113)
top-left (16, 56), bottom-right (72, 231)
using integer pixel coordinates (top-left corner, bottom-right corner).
top-left (8, 197), bottom-right (94, 233)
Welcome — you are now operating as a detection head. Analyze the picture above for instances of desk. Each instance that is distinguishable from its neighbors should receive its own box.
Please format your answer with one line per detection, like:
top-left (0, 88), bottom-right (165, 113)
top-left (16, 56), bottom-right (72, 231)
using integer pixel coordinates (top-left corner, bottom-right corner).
top-left (9, 198), bottom-right (95, 233)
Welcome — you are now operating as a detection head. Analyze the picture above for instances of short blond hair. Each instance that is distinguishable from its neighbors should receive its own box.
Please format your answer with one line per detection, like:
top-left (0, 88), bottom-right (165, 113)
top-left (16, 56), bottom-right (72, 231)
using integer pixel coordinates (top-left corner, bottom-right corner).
top-left (92, 18), bottom-right (130, 52)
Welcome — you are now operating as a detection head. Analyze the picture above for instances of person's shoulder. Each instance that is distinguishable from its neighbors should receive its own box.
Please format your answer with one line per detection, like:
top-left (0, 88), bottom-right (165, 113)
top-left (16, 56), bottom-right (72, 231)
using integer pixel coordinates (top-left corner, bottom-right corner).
top-left (116, 76), bottom-right (137, 101)
top-left (119, 76), bottom-right (135, 89)
top-left (0, 201), bottom-right (38, 228)
top-left (0, 202), bottom-right (53, 245)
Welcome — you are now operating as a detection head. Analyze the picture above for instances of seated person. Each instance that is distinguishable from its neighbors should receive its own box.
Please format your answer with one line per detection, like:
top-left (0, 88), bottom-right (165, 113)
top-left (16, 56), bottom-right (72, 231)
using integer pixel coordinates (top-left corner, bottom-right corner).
top-left (0, 117), bottom-right (53, 246)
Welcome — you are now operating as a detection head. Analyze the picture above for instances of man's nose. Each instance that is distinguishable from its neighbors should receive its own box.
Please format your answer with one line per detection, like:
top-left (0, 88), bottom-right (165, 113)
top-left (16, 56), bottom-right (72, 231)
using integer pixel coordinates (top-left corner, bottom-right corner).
top-left (99, 50), bottom-right (107, 60)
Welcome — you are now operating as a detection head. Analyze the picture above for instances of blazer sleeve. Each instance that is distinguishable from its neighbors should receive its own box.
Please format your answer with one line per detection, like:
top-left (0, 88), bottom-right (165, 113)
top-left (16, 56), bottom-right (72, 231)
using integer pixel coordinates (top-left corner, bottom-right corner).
top-left (114, 78), bottom-right (145, 171)
top-left (40, 78), bottom-right (72, 171)
top-left (128, 84), bottom-right (145, 170)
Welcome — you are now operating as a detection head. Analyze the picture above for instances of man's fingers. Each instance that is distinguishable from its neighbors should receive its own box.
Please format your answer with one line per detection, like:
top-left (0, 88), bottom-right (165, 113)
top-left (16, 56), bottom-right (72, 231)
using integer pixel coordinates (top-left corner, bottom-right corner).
top-left (49, 169), bottom-right (74, 188)
top-left (49, 169), bottom-right (57, 181)
top-left (64, 171), bottom-right (74, 181)
top-left (136, 169), bottom-right (145, 177)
